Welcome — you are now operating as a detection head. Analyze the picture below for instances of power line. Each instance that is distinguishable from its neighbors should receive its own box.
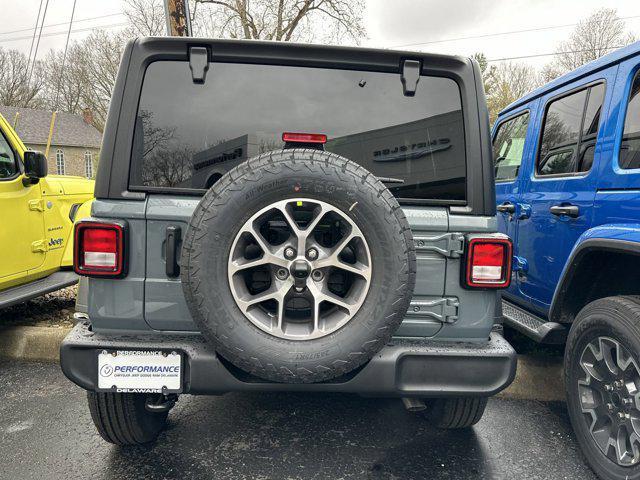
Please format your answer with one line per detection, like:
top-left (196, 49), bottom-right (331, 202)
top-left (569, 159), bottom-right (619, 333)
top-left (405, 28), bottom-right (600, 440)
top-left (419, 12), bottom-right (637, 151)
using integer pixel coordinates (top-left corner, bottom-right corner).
top-left (26, 0), bottom-right (50, 90)
top-left (0, 12), bottom-right (124, 37)
top-left (391, 15), bottom-right (640, 48)
top-left (487, 45), bottom-right (626, 63)
top-left (26, 0), bottom-right (44, 71)
top-left (1, 22), bottom-right (129, 43)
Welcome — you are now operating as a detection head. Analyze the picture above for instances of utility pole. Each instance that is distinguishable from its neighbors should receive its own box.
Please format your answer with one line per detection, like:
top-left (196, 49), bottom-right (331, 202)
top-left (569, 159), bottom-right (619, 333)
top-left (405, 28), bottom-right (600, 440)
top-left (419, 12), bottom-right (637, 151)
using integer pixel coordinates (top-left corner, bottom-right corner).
top-left (164, 0), bottom-right (192, 36)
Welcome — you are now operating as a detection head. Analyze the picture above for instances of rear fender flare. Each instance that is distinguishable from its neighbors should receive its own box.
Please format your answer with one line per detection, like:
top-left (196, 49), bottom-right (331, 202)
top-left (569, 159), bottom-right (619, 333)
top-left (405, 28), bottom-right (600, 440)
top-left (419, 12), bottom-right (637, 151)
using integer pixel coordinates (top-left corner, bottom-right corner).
top-left (550, 224), bottom-right (640, 322)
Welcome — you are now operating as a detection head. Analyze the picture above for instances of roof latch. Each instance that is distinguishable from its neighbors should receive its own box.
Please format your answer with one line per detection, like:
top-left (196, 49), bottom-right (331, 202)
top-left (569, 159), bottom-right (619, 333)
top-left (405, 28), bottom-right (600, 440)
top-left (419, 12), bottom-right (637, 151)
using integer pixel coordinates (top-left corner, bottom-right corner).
top-left (189, 46), bottom-right (210, 84)
top-left (401, 59), bottom-right (421, 97)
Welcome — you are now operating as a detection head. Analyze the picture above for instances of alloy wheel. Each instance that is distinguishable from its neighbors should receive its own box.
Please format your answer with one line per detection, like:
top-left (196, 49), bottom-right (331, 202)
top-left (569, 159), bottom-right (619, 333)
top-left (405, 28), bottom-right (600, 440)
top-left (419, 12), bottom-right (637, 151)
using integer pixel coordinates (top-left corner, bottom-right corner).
top-left (578, 336), bottom-right (640, 466)
top-left (228, 198), bottom-right (372, 340)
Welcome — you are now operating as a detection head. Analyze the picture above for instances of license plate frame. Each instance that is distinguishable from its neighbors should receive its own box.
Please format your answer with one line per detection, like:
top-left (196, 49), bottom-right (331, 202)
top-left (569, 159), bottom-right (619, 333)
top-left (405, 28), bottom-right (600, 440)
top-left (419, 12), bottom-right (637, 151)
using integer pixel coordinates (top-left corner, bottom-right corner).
top-left (97, 349), bottom-right (182, 394)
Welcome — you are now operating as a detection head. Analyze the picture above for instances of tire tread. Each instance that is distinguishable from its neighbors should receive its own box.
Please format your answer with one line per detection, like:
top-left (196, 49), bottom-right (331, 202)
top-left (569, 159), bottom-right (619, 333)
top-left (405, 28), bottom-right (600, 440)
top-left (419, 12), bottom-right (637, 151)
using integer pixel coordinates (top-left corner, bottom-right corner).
top-left (87, 392), bottom-right (167, 446)
top-left (425, 397), bottom-right (488, 429)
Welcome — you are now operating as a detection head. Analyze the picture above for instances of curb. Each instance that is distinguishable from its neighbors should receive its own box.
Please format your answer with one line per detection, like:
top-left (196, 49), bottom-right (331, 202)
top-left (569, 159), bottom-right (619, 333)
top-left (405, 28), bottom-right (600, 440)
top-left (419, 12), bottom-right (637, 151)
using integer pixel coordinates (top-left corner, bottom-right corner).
top-left (498, 354), bottom-right (565, 402)
top-left (0, 325), bottom-right (71, 362)
top-left (0, 326), bottom-right (566, 401)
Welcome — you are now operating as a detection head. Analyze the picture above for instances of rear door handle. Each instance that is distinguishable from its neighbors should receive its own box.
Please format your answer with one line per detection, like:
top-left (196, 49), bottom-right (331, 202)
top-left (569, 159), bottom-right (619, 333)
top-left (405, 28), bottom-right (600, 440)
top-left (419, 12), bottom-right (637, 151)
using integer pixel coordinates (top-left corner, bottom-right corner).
top-left (165, 226), bottom-right (181, 278)
top-left (497, 202), bottom-right (516, 214)
top-left (549, 204), bottom-right (579, 218)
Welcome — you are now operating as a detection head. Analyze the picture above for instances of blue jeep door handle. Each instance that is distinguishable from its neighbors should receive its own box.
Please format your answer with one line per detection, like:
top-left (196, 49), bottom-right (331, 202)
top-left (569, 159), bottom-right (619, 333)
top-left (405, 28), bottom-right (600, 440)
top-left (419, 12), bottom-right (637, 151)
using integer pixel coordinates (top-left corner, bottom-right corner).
top-left (497, 202), bottom-right (516, 214)
top-left (550, 204), bottom-right (580, 218)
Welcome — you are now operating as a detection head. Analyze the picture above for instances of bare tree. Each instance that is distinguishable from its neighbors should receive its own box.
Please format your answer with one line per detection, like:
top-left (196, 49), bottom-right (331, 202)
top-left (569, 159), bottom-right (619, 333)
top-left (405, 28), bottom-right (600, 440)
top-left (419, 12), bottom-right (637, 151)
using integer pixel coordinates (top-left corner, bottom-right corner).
top-left (124, 0), bottom-right (166, 36)
top-left (538, 63), bottom-right (563, 85)
top-left (41, 45), bottom-right (85, 113)
top-left (192, 0), bottom-right (365, 44)
top-left (0, 48), bottom-right (44, 108)
top-left (485, 61), bottom-right (540, 124)
top-left (143, 146), bottom-right (194, 186)
top-left (73, 31), bottom-right (127, 131)
top-left (138, 110), bottom-right (176, 158)
top-left (546, 8), bottom-right (636, 79)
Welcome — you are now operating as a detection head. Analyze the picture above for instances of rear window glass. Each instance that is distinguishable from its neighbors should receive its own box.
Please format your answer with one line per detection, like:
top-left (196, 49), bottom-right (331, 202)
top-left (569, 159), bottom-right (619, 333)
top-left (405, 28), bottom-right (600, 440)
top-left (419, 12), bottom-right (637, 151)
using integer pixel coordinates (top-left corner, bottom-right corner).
top-left (537, 83), bottom-right (604, 176)
top-left (129, 61), bottom-right (466, 201)
top-left (492, 112), bottom-right (529, 182)
top-left (620, 72), bottom-right (640, 170)
top-left (538, 89), bottom-right (587, 176)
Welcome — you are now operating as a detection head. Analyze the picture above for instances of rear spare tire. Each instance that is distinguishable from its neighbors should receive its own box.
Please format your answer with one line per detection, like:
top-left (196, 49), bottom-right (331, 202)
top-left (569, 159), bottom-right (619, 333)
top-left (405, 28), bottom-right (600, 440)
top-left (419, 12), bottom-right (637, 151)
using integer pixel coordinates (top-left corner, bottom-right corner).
top-left (181, 149), bottom-right (416, 383)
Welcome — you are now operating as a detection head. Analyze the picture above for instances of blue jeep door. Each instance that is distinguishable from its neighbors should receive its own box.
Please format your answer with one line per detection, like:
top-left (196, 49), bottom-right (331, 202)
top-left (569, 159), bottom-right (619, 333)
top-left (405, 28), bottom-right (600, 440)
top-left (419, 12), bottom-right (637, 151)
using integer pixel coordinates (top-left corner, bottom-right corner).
top-left (515, 71), bottom-right (615, 313)
top-left (493, 108), bottom-right (536, 300)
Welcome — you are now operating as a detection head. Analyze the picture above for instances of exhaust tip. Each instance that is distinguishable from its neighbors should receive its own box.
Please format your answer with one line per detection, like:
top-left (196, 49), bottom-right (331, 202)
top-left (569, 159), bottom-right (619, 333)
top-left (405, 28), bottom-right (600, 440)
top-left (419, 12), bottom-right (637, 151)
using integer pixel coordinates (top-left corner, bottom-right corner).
top-left (402, 397), bottom-right (426, 412)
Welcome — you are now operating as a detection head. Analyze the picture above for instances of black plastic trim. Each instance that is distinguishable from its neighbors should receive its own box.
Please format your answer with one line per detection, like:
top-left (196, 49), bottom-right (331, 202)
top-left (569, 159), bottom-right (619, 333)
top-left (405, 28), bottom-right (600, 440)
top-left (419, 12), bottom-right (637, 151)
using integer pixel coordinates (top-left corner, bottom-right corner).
top-left (165, 225), bottom-right (181, 278)
top-left (0, 271), bottom-right (78, 309)
top-left (502, 299), bottom-right (567, 344)
top-left (61, 322), bottom-right (516, 397)
top-left (550, 238), bottom-right (640, 322)
top-left (68, 203), bottom-right (82, 223)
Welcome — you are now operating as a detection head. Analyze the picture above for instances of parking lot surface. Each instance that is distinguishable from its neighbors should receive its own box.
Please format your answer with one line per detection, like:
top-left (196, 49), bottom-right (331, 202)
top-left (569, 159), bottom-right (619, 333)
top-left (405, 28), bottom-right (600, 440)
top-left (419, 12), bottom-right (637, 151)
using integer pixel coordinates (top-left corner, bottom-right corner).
top-left (0, 359), bottom-right (595, 480)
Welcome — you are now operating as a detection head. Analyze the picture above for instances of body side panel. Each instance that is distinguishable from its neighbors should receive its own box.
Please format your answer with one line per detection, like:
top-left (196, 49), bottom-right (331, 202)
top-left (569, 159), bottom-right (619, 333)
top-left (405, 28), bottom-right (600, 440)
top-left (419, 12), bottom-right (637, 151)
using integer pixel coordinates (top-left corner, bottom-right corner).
top-left (498, 65), bottom-right (618, 317)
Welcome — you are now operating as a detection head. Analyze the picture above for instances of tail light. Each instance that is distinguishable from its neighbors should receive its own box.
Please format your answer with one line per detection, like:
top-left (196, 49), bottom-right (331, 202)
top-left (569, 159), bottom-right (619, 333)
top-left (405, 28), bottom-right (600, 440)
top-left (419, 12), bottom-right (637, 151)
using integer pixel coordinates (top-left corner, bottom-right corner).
top-left (282, 132), bottom-right (327, 150)
top-left (74, 221), bottom-right (126, 277)
top-left (282, 132), bottom-right (327, 144)
top-left (464, 236), bottom-right (512, 288)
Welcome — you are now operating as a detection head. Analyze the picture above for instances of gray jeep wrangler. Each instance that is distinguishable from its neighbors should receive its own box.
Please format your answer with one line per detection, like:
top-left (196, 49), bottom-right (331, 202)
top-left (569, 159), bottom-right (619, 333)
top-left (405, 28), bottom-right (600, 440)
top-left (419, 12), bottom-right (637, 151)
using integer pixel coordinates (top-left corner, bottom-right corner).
top-left (61, 37), bottom-right (516, 445)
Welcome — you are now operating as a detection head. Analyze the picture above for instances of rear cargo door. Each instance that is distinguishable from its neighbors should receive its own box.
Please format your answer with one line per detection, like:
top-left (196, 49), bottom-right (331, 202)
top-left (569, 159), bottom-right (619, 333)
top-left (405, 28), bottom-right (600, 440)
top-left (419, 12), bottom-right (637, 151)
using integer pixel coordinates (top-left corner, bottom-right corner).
top-left (142, 198), bottom-right (453, 335)
top-left (129, 55), bottom-right (472, 333)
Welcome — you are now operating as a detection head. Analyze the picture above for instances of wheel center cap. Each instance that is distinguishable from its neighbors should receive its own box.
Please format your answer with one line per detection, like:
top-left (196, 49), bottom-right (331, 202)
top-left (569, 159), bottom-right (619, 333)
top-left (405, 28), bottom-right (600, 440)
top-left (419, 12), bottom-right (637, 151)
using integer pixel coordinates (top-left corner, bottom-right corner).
top-left (290, 259), bottom-right (311, 279)
top-left (290, 259), bottom-right (311, 289)
top-left (611, 392), bottom-right (623, 408)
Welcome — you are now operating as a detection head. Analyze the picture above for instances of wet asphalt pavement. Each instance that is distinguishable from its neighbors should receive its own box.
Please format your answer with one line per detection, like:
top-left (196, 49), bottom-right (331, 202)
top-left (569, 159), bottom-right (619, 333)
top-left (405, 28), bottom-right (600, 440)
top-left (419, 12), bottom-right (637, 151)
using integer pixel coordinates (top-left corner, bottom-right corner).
top-left (0, 359), bottom-right (596, 480)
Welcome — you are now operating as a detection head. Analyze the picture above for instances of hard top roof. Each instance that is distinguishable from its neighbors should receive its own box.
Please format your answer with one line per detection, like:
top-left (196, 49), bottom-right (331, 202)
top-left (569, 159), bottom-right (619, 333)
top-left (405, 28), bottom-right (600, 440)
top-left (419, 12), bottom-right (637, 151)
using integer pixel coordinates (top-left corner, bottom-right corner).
top-left (499, 41), bottom-right (640, 117)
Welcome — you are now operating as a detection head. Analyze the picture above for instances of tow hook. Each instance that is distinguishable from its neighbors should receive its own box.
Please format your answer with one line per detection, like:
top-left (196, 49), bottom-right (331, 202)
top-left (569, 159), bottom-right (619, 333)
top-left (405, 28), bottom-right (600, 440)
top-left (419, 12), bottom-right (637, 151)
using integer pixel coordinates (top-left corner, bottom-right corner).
top-left (145, 393), bottom-right (179, 413)
top-left (401, 397), bottom-right (426, 412)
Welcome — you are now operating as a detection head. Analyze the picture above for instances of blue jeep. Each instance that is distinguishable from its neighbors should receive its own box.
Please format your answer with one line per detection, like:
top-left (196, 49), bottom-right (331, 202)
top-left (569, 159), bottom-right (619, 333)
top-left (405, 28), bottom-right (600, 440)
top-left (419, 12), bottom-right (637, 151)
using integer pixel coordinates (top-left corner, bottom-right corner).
top-left (493, 42), bottom-right (640, 479)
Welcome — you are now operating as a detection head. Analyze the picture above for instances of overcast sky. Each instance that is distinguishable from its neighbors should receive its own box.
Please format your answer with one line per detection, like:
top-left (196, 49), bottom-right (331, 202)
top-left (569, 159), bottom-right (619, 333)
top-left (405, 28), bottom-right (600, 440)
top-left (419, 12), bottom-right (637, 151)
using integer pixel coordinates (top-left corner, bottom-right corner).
top-left (1, 0), bottom-right (639, 69)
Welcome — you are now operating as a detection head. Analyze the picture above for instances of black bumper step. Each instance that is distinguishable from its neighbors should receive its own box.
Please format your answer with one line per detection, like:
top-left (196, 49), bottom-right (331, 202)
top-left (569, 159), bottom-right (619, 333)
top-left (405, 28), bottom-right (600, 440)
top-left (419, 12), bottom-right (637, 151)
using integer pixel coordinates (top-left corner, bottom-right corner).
top-left (502, 299), bottom-right (567, 344)
top-left (61, 321), bottom-right (517, 397)
top-left (0, 271), bottom-right (78, 309)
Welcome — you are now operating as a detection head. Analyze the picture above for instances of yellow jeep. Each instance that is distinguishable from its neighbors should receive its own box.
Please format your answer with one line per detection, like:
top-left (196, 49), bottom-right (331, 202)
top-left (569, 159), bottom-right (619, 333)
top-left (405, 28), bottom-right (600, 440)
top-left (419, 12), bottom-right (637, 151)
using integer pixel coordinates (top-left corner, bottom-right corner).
top-left (0, 112), bottom-right (94, 307)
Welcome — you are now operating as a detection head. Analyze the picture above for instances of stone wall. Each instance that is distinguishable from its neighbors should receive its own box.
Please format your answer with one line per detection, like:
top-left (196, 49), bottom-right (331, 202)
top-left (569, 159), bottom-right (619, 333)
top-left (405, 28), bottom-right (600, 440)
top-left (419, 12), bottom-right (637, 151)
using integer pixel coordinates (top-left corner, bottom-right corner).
top-left (25, 143), bottom-right (100, 178)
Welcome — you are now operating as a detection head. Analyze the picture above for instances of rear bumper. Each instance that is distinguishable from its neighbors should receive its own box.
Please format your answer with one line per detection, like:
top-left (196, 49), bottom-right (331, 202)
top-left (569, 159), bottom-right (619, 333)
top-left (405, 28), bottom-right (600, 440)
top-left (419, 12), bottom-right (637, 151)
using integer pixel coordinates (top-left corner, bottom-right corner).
top-left (60, 321), bottom-right (517, 397)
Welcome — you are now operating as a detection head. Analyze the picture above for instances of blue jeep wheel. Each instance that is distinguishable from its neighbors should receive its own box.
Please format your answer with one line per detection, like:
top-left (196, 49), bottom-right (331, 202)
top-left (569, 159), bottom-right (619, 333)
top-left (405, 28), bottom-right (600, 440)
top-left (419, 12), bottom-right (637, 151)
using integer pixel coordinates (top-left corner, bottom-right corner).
top-left (565, 296), bottom-right (640, 479)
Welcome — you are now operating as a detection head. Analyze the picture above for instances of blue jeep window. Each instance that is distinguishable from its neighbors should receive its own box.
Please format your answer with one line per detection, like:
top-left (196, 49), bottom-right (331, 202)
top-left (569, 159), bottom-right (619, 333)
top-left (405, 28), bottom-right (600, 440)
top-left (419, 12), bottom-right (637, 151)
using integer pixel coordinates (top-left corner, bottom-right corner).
top-left (130, 61), bottom-right (466, 202)
top-left (537, 83), bottom-right (604, 176)
top-left (620, 72), bottom-right (640, 170)
top-left (493, 112), bottom-right (529, 182)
